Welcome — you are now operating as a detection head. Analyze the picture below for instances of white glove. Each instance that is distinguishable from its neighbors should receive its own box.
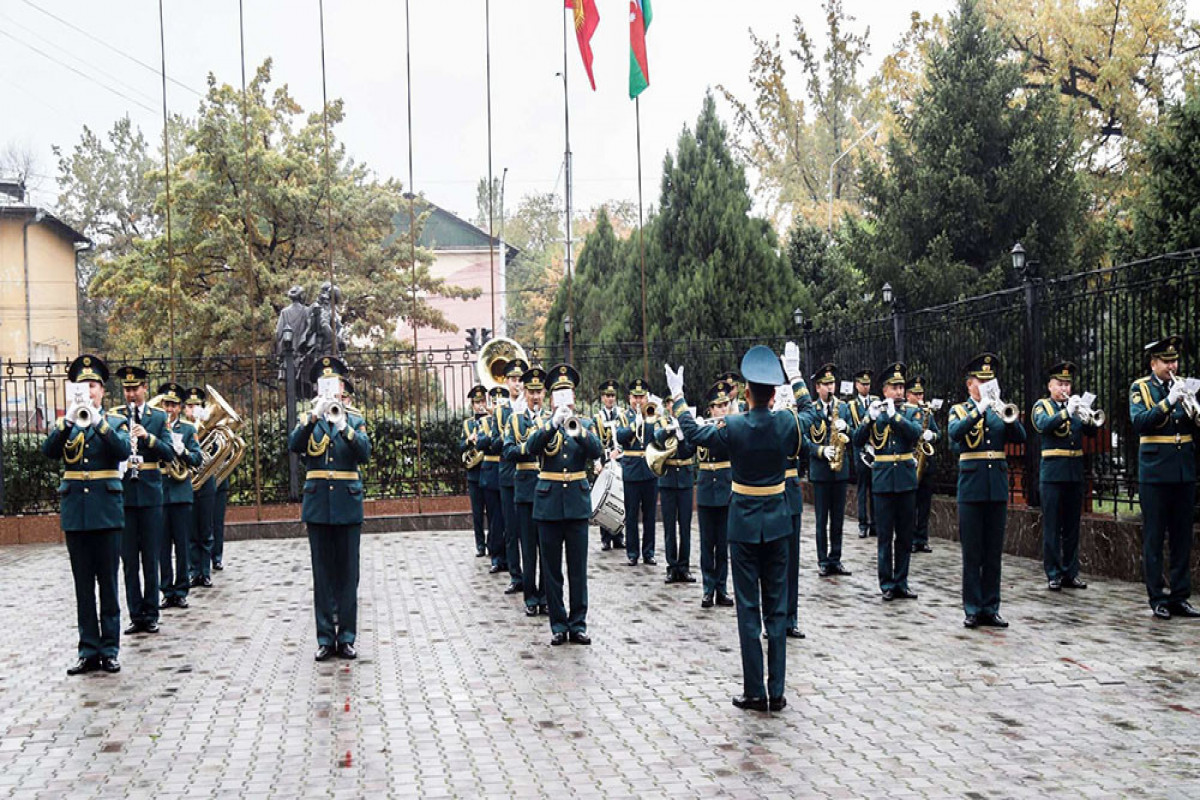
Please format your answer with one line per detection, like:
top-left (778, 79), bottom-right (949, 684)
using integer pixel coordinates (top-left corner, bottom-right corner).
top-left (973, 397), bottom-right (991, 415)
top-left (833, 417), bottom-right (848, 433)
top-left (885, 399), bottom-right (896, 417)
top-left (921, 429), bottom-right (936, 442)
top-left (821, 445), bottom-right (837, 462)
top-left (782, 341), bottom-right (801, 381)
top-left (334, 414), bottom-right (348, 433)
top-left (65, 403), bottom-right (84, 427)
top-left (635, 412), bottom-right (644, 426)
top-left (511, 394), bottom-right (528, 416)
top-left (311, 397), bottom-right (330, 420)
top-left (552, 405), bottom-right (571, 429)
top-left (664, 364), bottom-right (685, 399)
top-left (1065, 395), bottom-right (1081, 416)
top-left (868, 400), bottom-right (883, 421)
top-left (171, 433), bottom-right (185, 455)
top-left (83, 405), bottom-right (100, 428)
top-left (1168, 382), bottom-right (1187, 405)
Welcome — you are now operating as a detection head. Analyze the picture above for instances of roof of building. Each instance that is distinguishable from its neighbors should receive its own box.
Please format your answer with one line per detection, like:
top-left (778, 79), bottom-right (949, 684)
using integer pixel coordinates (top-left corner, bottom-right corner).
top-left (0, 204), bottom-right (91, 247)
top-left (391, 196), bottom-right (518, 263)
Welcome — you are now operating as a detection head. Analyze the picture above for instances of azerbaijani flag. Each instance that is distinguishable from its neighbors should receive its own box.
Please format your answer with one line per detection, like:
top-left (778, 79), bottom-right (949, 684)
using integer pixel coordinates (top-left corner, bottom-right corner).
top-left (565, 0), bottom-right (600, 91)
top-left (629, 0), bottom-right (652, 99)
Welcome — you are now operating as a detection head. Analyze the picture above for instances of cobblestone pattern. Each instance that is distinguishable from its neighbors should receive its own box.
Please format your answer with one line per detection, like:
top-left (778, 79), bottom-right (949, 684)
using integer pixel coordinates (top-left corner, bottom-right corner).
top-left (2, 516), bottom-right (1199, 798)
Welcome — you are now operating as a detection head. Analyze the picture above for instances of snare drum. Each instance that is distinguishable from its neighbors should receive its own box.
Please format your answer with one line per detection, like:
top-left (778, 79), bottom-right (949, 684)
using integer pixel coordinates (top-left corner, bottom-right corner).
top-left (589, 461), bottom-right (625, 533)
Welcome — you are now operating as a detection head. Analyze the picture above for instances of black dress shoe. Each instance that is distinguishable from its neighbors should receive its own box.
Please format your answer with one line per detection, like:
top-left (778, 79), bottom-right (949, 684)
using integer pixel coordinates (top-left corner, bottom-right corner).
top-left (504, 582), bottom-right (523, 595)
top-left (1062, 576), bottom-right (1088, 590)
top-left (981, 613), bottom-right (1009, 628)
top-left (601, 541), bottom-right (612, 551)
top-left (525, 606), bottom-right (540, 617)
top-left (881, 589), bottom-right (895, 601)
top-left (475, 548), bottom-right (487, 557)
top-left (337, 642), bottom-right (357, 660)
top-left (768, 696), bottom-right (787, 712)
top-left (664, 572), bottom-right (679, 584)
top-left (538, 604), bottom-right (549, 615)
top-left (1153, 604), bottom-right (1172, 620)
top-left (626, 558), bottom-right (639, 567)
top-left (67, 656), bottom-right (98, 676)
top-left (314, 644), bottom-right (336, 662)
top-left (716, 594), bottom-right (734, 607)
top-left (568, 631), bottom-right (591, 645)
top-left (732, 695), bottom-right (769, 712)
top-left (189, 576), bottom-right (202, 588)
top-left (912, 543), bottom-right (932, 553)
top-left (869, 530), bottom-right (877, 537)
top-left (550, 632), bottom-right (568, 646)
top-left (818, 566), bottom-right (831, 577)
top-left (858, 531), bottom-right (869, 539)
top-left (832, 564), bottom-right (852, 576)
top-left (488, 564), bottom-right (504, 574)
top-left (1048, 579), bottom-right (1062, 591)
top-left (144, 621), bottom-right (159, 633)
top-left (893, 588), bottom-right (918, 600)
top-left (123, 622), bottom-right (143, 635)
top-left (176, 597), bottom-right (189, 609)
top-left (99, 657), bottom-right (121, 674)
top-left (613, 537), bottom-right (625, 549)
top-left (701, 593), bottom-right (714, 608)
top-left (680, 572), bottom-right (697, 583)
top-left (963, 614), bottom-right (979, 628)
top-left (213, 561), bottom-right (224, 570)
top-left (786, 627), bottom-right (806, 639)
top-left (644, 557), bottom-right (658, 566)
top-left (1171, 601), bottom-right (1200, 618)
top-left (200, 576), bottom-right (213, 588)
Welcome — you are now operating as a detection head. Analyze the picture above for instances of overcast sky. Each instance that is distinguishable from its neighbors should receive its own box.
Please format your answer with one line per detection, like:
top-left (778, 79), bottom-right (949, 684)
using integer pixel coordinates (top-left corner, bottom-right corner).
top-left (3, 0), bottom-right (1197, 225)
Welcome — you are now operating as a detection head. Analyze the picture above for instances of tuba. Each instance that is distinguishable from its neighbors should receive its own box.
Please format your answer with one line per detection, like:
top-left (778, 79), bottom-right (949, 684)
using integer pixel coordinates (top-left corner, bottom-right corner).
top-left (476, 336), bottom-right (528, 391)
top-left (192, 386), bottom-right (246, 490)
top-left (148, 394), bottom-right (192, 482)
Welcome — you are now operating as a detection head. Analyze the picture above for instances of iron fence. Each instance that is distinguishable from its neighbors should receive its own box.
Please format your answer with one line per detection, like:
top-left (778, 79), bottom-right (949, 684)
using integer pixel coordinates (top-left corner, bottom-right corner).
top-left (2, 250), bottom-right (1198, 519)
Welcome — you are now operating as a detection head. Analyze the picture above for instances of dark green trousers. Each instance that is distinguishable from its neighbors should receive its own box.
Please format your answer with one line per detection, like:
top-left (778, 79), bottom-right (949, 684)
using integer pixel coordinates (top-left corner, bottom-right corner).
top-left (1140, 481), bottom-right (1197, 608)
top-left (855, 464), bottom-right (875, 535)
top-left (1041, 480), bottom-right (1083, 582)
top-left (307, 523), bottom-right (361, 646)
top-left (502, 485), bottom-right (522, 583)
top-left (122, 504), bottom-right (162, 626)
top-left (212, 482), bottom-right (228, 567)
top-left (517, 501), bottom-right (545, 609)
top-left (538, 519), bottom-right (588, 634)
top-left (913, 478), bottom-right (934, 547)
top-left (661, 485), bottom-right (694, 575)
top-left (697, 505), bottom-right (729, 597)
top-left (623, 479), bottom-right (657, 562)
top-left (813, 480), bottom-right (848, 568)
top-left (786, 513), bottom-right (802, 628)
top-left (189, 490), bottom-right (214, 581)
top-left (160, 502), bottom-right (192, 600)
top-left (958, 500), bottom-right (1007, 616)
top-left (484, 487), bottom-right (506, 568)
top-left (65, 530), bottom-right (122, 659)
top-left (468, 481), bottom-right (486, 551)
top-left (730, 537), bottom-right (788, 700)
top-left (875, 490), bottom-right (916, 593)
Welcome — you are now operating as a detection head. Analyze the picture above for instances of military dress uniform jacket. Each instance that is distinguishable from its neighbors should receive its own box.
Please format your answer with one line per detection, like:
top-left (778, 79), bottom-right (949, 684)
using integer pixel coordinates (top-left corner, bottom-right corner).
top-left (1130, 375), bottom-right (1197, 484)
top-left (522, 417), bottom-right (604, 521)
top-left (779, 384), bottom-right (815, 515)
top-left (503, 408), bottom-right (546, 505)
top-left (1032, 398), bottom-right (1097, 483)
top-left (948, 400), bottom-right (1028, 502)
top-left (495, 406), bottom-right (517, 488)
top-left (804, 398), bottom-right (852, 482)
top-left (675, 382), bottom-right (808, 545)
top-left (846, 394), bottom-right (879, 455)
top-left (288, 412), bottom-right (372, 526)
top-left (42, 413), bottom-right (132, 531)
top-left (616, 411), bottom-right (661, 483)
top-left (852, 403), bottom-right (922, 493)
top-left (695, 434), bottom-right (732, 508)
top-left (459, 415), bottom-right (486, 484)
top-left (113, 404), bottom-right (175, 507)
top-left (474, 413), bottom-right (503, 490)
top-left (162, 420), bottom-right (204, 504)
top-left (594, 406), bottom-right (622, 460)
top-left (653, 426), bottom-right (696, 489)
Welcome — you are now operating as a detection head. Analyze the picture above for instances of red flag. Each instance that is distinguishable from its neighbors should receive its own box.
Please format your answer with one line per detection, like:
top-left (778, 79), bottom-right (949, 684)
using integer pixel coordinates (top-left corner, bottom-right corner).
top-left (565, 0), bottom-right (599, 91)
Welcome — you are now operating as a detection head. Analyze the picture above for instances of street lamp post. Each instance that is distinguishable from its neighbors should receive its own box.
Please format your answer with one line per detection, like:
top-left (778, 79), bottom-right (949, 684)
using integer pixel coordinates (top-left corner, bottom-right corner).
top-left (563, 315), bottom-right (573, 363)
top-left (883, 281), bottom-right (905, 363)
top-left (1014, 242), bottom-right (1042, 507)
top-left (793, 307), bottom-right (812, 371)
top-left (827, 122), bottom-right (880, 237)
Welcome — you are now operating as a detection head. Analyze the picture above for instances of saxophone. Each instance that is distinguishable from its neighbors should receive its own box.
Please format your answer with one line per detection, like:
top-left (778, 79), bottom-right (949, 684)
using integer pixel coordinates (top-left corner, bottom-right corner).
top-left (915, 402), bottom-right (935, 482)
top-left (828, 399), bottom-right (849, 473)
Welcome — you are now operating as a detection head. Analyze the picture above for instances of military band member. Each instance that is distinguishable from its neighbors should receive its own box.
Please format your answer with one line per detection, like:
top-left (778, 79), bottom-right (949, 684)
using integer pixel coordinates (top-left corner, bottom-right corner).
top-left (593, 379), bottom-right (625, 551)
top-left (1033, 361), bottom-right (1096, 591)
top-left (804, 363), bottom-right (852, 577)
top-left (616, 378), bottom-right (661, 566)
top-left (43, 355), bottom-right (131, 675)
top-left (670, 344), bottom-right (809, 712)
top-left (288, 357), bottom-right (372, 660)
top-left (498, 359), bottom-right (529, 595)
top-left (185, 388), bottom-right (217, 589)
top-left (855, 362), bottom-right (922, 601)
top-left (157, 383), bottom-right (203, 610)
top-left (847, 369), bottom-right (878, 538)
top-left (718, 371), bottom-right (746, 413)
top-left (781, 376), bottom-right (814, 640)
top-left (212, 478), bottom-right (230, 571)
top-left (656, 407), bottom-right (697, 584)
top-left (907, 376), bottom-right (939, 554)
top-left (696, 383), bottom-right (735, 608)
top-left (504, 366), bottom-right (549, 616)
top-left (949, 353), bottom-right (1027, 628)
top-left (521, 364), bottom-right (603, 645)
top-left (461, 385), bottom-right (489, 557)
top-left (1130, 335), bottom-right (1199, 620)
top-left (477, 386), bottom-right (509, 574)
top-left (114, 365), bottom-right (175, 635)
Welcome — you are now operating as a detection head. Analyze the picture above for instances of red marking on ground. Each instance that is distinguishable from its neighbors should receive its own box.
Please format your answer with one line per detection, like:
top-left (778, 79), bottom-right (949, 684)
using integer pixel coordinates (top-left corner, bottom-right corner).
top-left (339, 750), bottom-right (353, 768)
top-left (344, 697), bottom-right (351, 712)
top-left (1168, 704), bottom-right (1199, 716)
top-left (1061, 657), bottom-right (1092, 671)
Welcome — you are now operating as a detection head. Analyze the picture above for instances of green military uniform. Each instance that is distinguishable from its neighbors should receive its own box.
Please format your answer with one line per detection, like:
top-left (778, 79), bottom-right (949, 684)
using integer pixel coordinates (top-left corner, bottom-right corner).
top-left (656, 415), bottom-right (697, 583)
top-left (853, 362), bottom-right (922, 600)
top-left (1032, 362), bottom-right (1097, 590)
top-left (616, 378), bottom-right (662, 565)
top-left (1130, 335), bottom-right (1198, 618)
top-left (460, 385), bottom-right (489, 557)
top-left (42, 355), bottom-right (131, 674)
top-left (212, 477), bottom-right (230, 570)
top-left (503, 367), bottom-right (549, 615)
top-left (476, 387), bottom-right (508, 571)
top-left (803, 364), bottom-right (853, 577)
top-left (907, 376), bottom-right (940, 553)
top-left (948, 353), bottom-right (1027, 627)
top-left (287, 357), bottom-right (372, 659)
top-left (696, 383), bottom-right (734, 607)
top-left (521, 364), bottom-right (603, 644)
top-left (593, 379), bottom-right (625, 550)
top-left (675, 346), bottom-right (809, 710)
top-left (499, 359), bottom-right (529, 593)
top-left (156, 383), bottom-right (204, 607)
top-left (846, 370), bottom-right (878, 538)
top-left (183, 387), bottom-right (217, 588)
top-left (113, 365), bottom-right (176, 634)
top-left (781, 382), bottom-right (815, 638)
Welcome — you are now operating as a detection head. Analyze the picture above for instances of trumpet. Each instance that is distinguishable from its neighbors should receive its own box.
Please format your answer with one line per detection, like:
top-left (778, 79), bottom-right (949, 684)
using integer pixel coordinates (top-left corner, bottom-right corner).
top-left (563, 415), bottom-right (584, 438)
top-left (326, 400), bottom-right (345, 427)
top-left (642, 401), bottom-right (660, 426)
top-left (1067, 395), bottom-right (1106, 427)
top-left (67, 403), bottom-right (94, 427)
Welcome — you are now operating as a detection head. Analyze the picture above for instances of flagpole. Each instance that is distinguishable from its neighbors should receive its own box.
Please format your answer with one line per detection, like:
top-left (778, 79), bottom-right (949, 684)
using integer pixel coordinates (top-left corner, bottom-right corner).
top-left (405, 0), bottom-right (423, 511)
top-left (562, 6), bottom-right (574, 364)
top-left (636, 96), bottom-right (647, 381)
top-left (485, 0), bottom-right (496, 336)
top-left (157, 0), bottom-right (175, 379)
top-left (318, 0), bottom-right (337, 357)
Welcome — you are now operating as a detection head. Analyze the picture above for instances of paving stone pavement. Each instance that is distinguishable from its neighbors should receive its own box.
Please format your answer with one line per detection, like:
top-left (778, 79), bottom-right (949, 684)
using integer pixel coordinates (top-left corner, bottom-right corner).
top-left (2, 514), bottom-right (1200, 799)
